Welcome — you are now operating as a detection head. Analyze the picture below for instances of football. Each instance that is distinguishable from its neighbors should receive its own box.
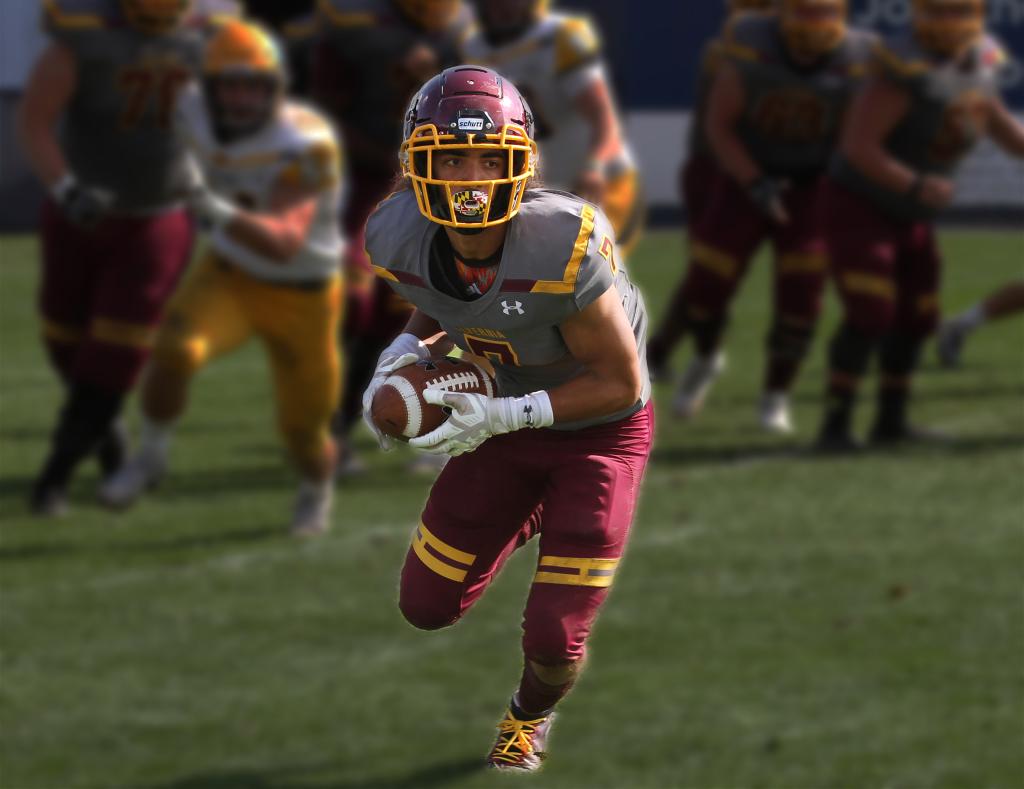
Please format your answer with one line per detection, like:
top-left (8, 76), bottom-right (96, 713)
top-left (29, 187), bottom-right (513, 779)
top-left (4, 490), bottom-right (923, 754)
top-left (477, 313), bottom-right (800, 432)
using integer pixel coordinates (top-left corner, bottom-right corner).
top-left (371, 356), bottom-right (496, 441)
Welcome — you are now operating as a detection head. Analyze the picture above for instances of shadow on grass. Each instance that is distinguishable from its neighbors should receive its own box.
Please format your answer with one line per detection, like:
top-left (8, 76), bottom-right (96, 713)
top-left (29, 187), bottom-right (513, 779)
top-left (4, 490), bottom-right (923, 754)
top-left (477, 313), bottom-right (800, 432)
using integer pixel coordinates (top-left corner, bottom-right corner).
top-left (651, 431), bottom-right (1024, 467)
top-left (144, 756), bottom-right (486, 789)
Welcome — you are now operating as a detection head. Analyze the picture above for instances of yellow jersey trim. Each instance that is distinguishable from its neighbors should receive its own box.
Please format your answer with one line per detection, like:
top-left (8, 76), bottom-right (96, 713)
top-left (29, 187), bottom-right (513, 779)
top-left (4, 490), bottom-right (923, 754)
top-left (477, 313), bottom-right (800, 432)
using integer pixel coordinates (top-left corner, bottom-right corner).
top-left (91, 318), bottom-right (157, 349)
top-left (44, 0), bottom-right (104, 29)
top-left (318, 0), bottom-right (375, 28)
top-left (371, 265), bottom-right (399, 283)
top-left (531, 203), bottom-right (597, 294)
top-left (412, 522), bottom-right (476, 583)
top-left (534, 555), bottom-right (619, 588)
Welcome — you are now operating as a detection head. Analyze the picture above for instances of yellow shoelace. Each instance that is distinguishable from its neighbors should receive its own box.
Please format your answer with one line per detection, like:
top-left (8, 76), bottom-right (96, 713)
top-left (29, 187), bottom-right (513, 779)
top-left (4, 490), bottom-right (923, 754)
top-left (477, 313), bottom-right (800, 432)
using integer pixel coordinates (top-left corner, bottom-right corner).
top-left (492, 714), bottom-right (547, 762)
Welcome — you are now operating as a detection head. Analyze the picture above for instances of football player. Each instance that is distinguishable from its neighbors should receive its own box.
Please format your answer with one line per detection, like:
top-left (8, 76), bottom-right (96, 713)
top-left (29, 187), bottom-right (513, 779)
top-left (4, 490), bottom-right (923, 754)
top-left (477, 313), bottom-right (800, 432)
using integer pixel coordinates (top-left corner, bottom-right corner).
top-left (659, 0), bottom-right (778, 383)
top-left (313, 0), bottom-right (474, 472)
top-left (100, 20), bottom-right (345, 536)
top-left (937, 281), bottom-right (1024, 367)
top-left (362, 66), bottom-right (652, 770)
top-left (647, 0), bottom-right (875, 433)
top-left (17, 0), bottom-right (238, 516)
top-left (462, 0), bottom-right (644, 253)
top-left (817, 0), bottom-right (1024, 449)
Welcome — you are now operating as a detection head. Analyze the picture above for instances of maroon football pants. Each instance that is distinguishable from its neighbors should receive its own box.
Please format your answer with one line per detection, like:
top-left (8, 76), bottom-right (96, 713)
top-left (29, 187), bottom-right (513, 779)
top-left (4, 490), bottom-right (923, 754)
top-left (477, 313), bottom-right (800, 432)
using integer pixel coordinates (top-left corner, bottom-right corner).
top-left (39, 200), bottom-right (194, 394)
top-left (652, 170), bottom-right (828, 391)
top-left (398, 403), bottom-right (654, 708)
top-left (823, 179), bottom-right (941, 341)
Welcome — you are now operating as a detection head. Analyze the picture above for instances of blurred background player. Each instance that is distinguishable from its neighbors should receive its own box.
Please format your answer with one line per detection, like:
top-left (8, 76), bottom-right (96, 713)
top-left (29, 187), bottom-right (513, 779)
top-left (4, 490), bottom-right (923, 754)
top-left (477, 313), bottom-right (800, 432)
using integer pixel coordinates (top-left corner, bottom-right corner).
top-left (101, 20), bottom-right (345, 536)
top-left (817, 0), bottom-right (1024, 449)
top-left (362, 66), bottom-right (651, 771)
top-left (646, 0), bottom-right (875, 433)
top-left (677, 0), bottom-right (778, 255)
top-left (463, 0), bottom-right (644, 254)
top-left (313, 0), bottom-right (473, 473)
top-left (16, 0), bottom-right (238, 516)
top-left (937, 280), bottom-right (1024, 367)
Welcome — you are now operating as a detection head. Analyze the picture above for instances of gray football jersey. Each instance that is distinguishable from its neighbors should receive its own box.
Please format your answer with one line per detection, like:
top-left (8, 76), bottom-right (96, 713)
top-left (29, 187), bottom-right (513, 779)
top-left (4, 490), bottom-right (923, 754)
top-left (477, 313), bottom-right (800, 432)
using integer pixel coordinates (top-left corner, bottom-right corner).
top-left (45, 0), bottom-right (238, 212)
top-left (721, 13), bottom-right (877, 180)
top-left (831, 32), bottom-right (1009, 221)
top-left (365, 189), bottom-right (651, 431)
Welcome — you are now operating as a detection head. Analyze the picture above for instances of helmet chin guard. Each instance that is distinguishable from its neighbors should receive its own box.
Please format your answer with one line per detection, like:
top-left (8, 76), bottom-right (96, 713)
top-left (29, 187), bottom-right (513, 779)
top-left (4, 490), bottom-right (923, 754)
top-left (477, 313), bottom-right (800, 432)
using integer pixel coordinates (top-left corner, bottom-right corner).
top-left (400, 66), bottom-right (538, 229)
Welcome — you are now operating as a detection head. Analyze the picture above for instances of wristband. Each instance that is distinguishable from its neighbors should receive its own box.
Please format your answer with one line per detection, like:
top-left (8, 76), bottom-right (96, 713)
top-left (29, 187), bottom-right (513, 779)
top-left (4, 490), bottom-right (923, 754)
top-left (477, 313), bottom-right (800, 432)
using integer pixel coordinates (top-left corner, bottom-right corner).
top-left (510, 390), bottom-right (554, 430)
top-left (51, 173), bottom-right (77, 203)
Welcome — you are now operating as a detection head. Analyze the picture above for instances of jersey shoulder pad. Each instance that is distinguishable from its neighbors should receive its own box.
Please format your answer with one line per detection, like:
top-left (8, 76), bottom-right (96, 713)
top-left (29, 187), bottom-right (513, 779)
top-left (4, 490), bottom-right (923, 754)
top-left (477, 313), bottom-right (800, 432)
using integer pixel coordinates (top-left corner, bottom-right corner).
top-left (317, 0), bottom-right (383, 30)
top-left (42, 0), bottom-right (116, 44)
top-left (277, 104), bottom-right (343, 192)
top-left (873, 32), bottom-right (931, 82)
top-left (365, 190), bottom-right (430, 279)
top-left (838, 27), bottom-right (879, 78)
top-left (976, 33), bottom-right (1011, 76)
top-left (187, 0), bottom-right (241, 29)
top-left (719, 11), bottom-right (778, 64)
top-left (552, 13), bottom-right (601, 75)
top-left (513, 190), bottom-right (617, 309)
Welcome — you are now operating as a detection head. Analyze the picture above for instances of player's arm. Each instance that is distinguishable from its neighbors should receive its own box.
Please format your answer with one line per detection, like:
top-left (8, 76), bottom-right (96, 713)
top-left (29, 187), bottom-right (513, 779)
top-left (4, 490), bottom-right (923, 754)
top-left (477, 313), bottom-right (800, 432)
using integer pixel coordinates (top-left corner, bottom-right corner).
top-left (218, 174), bottom-right (321, 263)
top-left (841, 77), bottom-right (952, 209)
top-left (706, 61), bottom-right (788, 223)
top-left (986, 95), bottom-right (1024, 158)
top-left (573, 77), bottom-right (623, 203)
top-left (401, 309), bottom-right (454, 355)
top-left (16, 43), bottom-right (75, 190)
top-left (548, 285), bottom-right (642, 423)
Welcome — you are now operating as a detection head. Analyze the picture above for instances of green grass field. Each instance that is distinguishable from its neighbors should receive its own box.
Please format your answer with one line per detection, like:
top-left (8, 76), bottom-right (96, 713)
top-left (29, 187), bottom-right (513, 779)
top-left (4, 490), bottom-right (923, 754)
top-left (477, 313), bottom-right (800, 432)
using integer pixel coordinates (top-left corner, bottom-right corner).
top-left (1, 230), bottom-right (1022, 789)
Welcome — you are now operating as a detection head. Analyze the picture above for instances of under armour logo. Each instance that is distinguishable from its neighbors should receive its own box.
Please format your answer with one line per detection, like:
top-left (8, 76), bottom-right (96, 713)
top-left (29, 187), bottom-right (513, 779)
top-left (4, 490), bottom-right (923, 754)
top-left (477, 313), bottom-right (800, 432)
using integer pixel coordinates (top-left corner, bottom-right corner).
top-left (502, 300), bottom-right (525, 316)
top-left (523, 404), bottom-right (534, 426)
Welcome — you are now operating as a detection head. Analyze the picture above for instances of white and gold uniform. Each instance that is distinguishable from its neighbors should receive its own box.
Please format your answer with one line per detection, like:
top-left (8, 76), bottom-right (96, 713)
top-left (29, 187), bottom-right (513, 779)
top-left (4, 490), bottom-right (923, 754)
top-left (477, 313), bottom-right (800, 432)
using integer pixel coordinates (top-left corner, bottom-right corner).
top-left (461, 12), bottom-right (643, 249)
top-left (156, 87), bottom-right (345, 467)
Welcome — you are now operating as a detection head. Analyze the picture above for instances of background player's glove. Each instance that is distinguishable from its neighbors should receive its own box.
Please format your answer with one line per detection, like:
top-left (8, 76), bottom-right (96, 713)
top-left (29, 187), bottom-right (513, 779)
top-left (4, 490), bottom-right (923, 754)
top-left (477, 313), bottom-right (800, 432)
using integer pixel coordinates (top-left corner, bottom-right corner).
top-left (361, 333), bottom-right (431, 450)
top-left (746, 176), bottom-right (790, 224)
top-left (51, 174), bottom-right (114, 230)
top-left (409, 390), bottom-right (554, 456)
top-left (182, 155), bottom-right (238, 229)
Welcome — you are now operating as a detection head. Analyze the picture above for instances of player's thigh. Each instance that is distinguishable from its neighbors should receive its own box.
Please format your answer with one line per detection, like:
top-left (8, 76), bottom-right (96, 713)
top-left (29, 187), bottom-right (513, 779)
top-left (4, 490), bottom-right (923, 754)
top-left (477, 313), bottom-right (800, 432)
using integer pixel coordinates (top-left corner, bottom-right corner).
top-left (92, 210), bottom-right (195, 329)
top-left (771, 181), bottom-right (829, 321)
top-left (38, 200), bottom-right (97, 331)
top-left (522, 404), bottom-right (655, 663)
top-left (894, 221), bottom-right (942, 336)
top-left (823, 180), bottom-right (898, 335)
top-left (153, 253), bottom-right (253, 374)
top-left (257, 277), bottom-right (343, 437)
top-left (686, 172), bottom-right (767, 307)
top-left (400, 432), bottom-right (548, 629)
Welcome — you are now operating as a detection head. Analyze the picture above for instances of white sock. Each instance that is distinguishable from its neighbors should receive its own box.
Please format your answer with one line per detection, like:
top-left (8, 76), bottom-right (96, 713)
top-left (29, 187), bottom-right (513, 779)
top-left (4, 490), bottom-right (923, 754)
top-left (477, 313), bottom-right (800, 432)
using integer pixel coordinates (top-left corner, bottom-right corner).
top-left (955, 303), bottom-right (985, 331)
top-left (299, 477), bottom-right (332, 498)
top-left (139, 416), bottom-right (174, 458)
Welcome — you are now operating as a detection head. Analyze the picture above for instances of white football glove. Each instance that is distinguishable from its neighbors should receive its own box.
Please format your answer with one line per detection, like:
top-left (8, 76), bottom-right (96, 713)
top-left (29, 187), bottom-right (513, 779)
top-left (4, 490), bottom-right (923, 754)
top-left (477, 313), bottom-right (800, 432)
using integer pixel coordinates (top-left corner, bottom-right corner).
top-left (361, 333), bottom-right (431, 450)
top-left (409, 389), bottom-right (554, 456)
top-left (182, 154), bottom-right (238, 229)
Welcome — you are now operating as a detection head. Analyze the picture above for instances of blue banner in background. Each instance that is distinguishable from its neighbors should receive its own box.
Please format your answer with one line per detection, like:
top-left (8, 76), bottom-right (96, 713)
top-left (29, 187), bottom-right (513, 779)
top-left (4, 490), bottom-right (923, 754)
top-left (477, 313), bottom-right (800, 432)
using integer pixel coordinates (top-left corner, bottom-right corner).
top-left (559, 0), bottom-right (1024, 109)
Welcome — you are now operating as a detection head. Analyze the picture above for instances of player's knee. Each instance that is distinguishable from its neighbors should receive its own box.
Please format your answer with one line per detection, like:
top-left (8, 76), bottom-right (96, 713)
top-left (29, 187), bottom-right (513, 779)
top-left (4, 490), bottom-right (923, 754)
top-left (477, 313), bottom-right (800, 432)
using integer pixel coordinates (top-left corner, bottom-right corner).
top-left (523, 623), bottom-right (585, 665)
top-left (152, 338), bottom-right (204, 377)
top-left (398, 592), bottom-right (462, 631)
top-left (279, 422), bottom-right (329, 467)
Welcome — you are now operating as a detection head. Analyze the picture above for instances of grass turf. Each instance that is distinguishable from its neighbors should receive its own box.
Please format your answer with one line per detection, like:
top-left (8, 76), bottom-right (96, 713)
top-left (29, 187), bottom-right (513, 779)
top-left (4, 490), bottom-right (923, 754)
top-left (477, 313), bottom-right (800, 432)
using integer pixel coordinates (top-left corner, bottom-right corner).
top-left (1, 230), bottom-right (1022, 789)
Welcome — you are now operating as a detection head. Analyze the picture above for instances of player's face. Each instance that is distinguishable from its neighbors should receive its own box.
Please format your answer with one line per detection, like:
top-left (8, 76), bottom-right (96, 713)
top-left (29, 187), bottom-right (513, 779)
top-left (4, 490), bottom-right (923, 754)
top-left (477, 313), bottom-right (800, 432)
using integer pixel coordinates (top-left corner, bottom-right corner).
top-left (213, 76), bottom-right (275, 132)
top-left (477, 0), bottom-right (536, 35)
top-left (434, 149), bottom-right (509, 182)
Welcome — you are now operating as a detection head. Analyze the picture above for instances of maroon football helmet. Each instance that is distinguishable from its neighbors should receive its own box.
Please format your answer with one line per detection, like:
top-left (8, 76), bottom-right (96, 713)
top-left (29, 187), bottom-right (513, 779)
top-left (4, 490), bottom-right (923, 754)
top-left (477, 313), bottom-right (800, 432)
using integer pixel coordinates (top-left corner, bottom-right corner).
top-left (400, 65), bottom-right (538, 228)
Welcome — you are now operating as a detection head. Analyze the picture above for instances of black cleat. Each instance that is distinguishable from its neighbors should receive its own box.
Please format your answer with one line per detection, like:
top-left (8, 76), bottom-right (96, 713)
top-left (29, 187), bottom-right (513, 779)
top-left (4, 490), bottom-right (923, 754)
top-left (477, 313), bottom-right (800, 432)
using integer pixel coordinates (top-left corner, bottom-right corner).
top-left (869, 423), bottom-right (951, 447)
top-left (814, 429), bottom-right (863, 455)
top-left (30, 483), bottom-right (69, 518)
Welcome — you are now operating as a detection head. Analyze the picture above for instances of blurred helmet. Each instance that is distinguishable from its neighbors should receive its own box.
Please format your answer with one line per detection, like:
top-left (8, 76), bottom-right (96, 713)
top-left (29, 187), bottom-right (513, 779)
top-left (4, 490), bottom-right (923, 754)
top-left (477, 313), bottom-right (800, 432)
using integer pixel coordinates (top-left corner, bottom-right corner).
top-left (727, 0), bottom-right (777, 13)
top-left (120, 0), bottom-right (192, 35)
top-left (780, 0), bottom-right (847, 60)
top-left (401, 65), bottom-right (538, 229)
top-left (912, 0), bottom-right (985, 57)
top-left (394, 0), bottom-right (462, 31)
top-left (473, 0), bottom-right (548, 41)
top-left (202, 20), bottom-right (287, 142)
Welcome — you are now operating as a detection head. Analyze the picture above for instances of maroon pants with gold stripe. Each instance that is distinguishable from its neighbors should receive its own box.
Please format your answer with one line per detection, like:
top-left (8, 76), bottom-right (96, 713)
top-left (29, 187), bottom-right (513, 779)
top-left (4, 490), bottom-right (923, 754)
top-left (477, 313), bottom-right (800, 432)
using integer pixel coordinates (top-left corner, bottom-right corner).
top-left (682, 171), bottom-right (828, 331)
top-left (823, 179), bottom-right (941, 340)
top-left (399, 402), bottom-right (654, 666)
top-left (39, 200), bottom-right (194, 393)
